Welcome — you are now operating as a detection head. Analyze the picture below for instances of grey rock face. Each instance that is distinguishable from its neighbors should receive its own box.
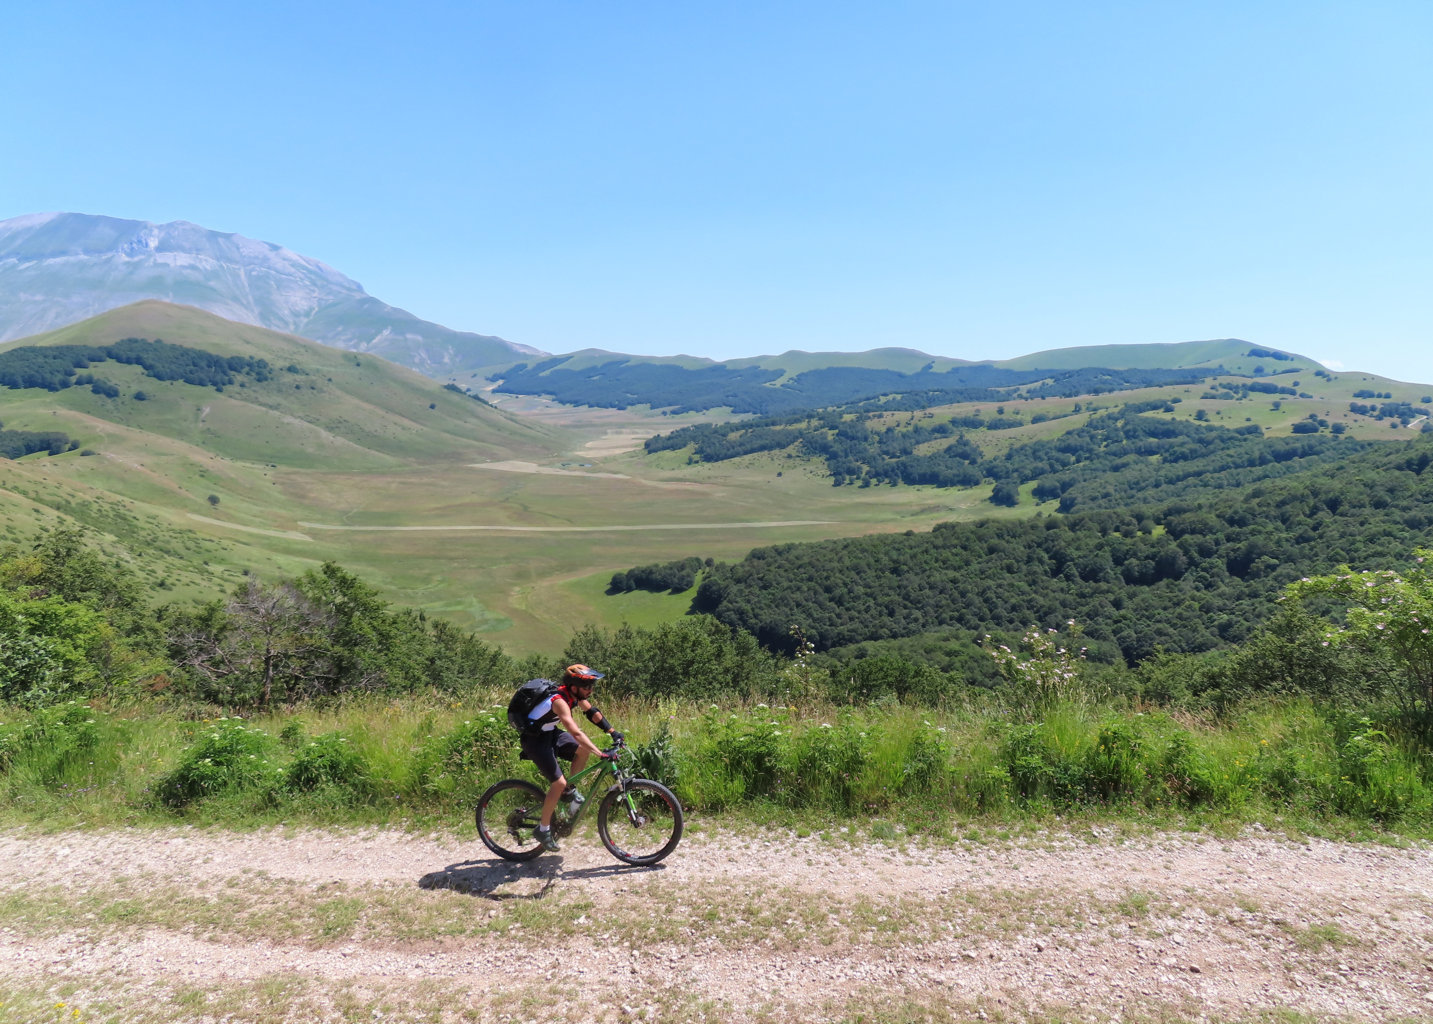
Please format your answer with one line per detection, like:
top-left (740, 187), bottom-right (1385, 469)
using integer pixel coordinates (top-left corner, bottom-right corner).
top-left (0, 212), bottom-right (542, 376)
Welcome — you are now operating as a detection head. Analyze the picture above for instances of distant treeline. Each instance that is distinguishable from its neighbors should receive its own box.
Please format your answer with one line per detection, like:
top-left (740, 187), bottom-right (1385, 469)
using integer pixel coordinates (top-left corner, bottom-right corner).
top-left (608, 556), bottom-right (709, 594)
top-left (632, 437), bottom-right (1433, 662)
top-left (491, 357), bottom-right (1215, 416)
top-left (645, 403), bottom-right (1362, 497)
top-left (0, 338), bottom-right (272, 393)
top-left (0, 423), bottom-right (77, 459)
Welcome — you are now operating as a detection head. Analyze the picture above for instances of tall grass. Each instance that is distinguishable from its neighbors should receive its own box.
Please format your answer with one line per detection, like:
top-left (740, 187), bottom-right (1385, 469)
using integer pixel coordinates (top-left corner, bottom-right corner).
top-left (1, 693), bottom-right (1429, 836)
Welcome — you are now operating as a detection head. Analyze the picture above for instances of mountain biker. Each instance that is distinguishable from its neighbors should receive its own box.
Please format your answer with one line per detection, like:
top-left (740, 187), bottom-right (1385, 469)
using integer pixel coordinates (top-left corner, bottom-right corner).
top-left (520, 664), bottom-right (623, 852)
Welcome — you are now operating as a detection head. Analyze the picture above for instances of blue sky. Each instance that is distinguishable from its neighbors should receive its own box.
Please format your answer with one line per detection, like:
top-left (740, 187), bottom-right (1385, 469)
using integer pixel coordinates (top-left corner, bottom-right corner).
top-left (5, 2), bottom-right (1431, 383)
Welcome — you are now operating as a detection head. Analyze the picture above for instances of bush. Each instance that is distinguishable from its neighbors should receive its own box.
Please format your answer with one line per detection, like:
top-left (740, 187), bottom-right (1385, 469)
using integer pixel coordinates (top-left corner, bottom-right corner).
top-left (406, 709), bottom-right (514, 803)
top-left (154, 719), bottom-right (279, 807)
top-left (629, 722), bottom-right (681, 790)
top-left (788, 716), bottom-right (868, 811)
top-left (565, 616), bottom-right (784, 700)
top-left (1333, 719), bottom-right (1431, 823)
top-left (283, 732), bottom-right (373, 797)
top-left (2, 702), bottom-right (106, 788)
top-left (1082, 722), bottom-right (1146, 802)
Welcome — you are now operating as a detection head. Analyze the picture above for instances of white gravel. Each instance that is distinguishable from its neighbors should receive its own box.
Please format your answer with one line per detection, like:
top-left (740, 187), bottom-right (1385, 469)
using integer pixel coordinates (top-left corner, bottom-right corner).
top-left (1, 825), bottom-right (1431, 1022)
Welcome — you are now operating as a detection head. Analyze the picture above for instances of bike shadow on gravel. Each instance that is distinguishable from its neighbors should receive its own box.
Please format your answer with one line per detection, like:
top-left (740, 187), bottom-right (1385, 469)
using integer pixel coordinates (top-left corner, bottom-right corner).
top-left (419, 858), bottom-right (664, 901)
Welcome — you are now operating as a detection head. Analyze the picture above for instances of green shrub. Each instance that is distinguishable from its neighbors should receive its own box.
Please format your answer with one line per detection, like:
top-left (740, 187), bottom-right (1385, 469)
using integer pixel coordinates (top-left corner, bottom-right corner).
top-left (1082, 721), bottom-right (1146, 803)
top-left (407, 709), bottom-right (515, 802)
top-left (153, 719), bottom-right (278, 808)
top-left (283, 732), bottom-right (373, 797)
top-left (1334, 720), bottom-right (1431, 822)
top-left (6, 702), bottom-right (105, 788)
top-left (630, 722), bottom-right (681, 791)
top-left (1158, 732), bottom-right (1220, 807)
top-left (787, 716), bottom-right (868, 811)
top-left (695, 705), bottom-right (789, 807)
top-left (900, 721), bottom-right (953, 793)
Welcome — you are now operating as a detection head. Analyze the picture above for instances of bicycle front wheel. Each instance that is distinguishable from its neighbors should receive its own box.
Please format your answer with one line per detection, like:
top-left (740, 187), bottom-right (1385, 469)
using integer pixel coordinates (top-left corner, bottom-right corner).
top-left (597, 779), bottom-right (684, 866)
top-left (476, 778), bottom-right (546, 861)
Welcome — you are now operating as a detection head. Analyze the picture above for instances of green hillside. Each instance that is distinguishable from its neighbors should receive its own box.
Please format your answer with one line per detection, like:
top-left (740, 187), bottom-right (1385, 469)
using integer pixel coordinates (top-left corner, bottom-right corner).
top-left (3, 302), bottom-right (1427, 658)
top-left (675, 432), bottom-right (1433, 659)
top-left (994, 339), bottom-right (1310, 375)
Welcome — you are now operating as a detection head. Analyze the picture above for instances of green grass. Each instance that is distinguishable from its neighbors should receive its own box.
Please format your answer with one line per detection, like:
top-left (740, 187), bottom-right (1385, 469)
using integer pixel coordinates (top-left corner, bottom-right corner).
top-left (1, 694), bottom-right (1428, 841)
top-left (3, 302), bottom-right (1431, 654)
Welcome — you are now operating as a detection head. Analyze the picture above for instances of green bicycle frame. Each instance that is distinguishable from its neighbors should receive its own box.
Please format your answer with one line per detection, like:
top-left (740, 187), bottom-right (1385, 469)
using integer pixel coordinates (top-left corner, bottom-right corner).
top-left (552, 746), bottom-right (632, 835)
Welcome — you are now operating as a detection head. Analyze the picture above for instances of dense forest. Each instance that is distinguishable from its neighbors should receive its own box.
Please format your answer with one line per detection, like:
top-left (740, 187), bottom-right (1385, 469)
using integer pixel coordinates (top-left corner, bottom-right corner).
top-left (657, 435), bottom-right (1433, 660)
top-left (646, 401), bottom-right (1365, 496)
top-left (0, 423), bottom-right (77, 459)
top-left (491, 357), bottom-right (1215, 415)
top-left (0, 337), bottom-right (272, 392)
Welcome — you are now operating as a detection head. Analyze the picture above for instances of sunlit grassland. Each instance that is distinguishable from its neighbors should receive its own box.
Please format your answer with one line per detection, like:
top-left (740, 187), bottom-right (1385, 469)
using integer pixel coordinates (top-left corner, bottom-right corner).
top-left (4, 301), bottom-right (1432, 653)
top-left (2, 692), bottom-right (1428, 842)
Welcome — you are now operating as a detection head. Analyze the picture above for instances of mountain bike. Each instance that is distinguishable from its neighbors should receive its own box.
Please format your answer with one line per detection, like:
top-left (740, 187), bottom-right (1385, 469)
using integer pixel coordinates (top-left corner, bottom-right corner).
top-left (475, 737), bottom-right (683, 866)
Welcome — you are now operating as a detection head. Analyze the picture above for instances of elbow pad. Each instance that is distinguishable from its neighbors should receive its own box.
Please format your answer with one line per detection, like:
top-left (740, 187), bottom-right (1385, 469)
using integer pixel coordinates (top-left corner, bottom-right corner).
top-left (584, 705), bottom-right (603, 724)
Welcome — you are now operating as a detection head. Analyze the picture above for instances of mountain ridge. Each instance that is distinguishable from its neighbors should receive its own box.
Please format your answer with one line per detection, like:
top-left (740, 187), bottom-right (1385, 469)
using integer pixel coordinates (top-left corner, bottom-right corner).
top-left (0, 213), bottom-right (540, 377)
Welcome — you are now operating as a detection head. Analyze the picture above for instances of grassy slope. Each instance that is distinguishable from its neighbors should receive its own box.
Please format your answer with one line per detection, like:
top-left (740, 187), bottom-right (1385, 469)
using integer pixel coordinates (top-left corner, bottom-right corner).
top-left (1, 303), bottom-right (1428, 654)
top-left (993, 338), bottom-right (1303, 374)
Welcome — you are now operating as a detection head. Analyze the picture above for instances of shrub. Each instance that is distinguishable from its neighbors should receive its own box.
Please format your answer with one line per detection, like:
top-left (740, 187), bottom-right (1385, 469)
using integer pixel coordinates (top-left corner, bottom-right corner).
top-left (407, 710), bottom-right (514, 802)
top-left (1333, 719), bottom-right (1431, 823)
top-left (696, 704), bottom-right (788, 807)
top-left (788, 716), bottom-right (868, 811)
top-left (283, 732), bottom-right (373, 797)
top-left (1285, 552), bottom-right (1433, 737)
top-left (985, 622), bottom-right (1089, 720)
top-left (900, 720), bottom-right (953, 792)
top-left (630, 722), bottom-right (681, 791)
top-left (1082, 721), bottom-right (1146, 803)
top-left (1158, 732), bottom-right (1219, 807)
top-left (6, 702), bottom-right (105, 788)
top-left (154, 719), bottom-right (278, 807)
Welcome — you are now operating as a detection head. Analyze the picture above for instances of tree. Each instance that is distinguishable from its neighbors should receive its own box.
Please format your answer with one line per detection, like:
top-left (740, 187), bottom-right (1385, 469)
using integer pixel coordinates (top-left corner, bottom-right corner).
top-left (1284, 551), bottom-right (1433, 735)
top-left (168, 580), bottom-right (335, 707)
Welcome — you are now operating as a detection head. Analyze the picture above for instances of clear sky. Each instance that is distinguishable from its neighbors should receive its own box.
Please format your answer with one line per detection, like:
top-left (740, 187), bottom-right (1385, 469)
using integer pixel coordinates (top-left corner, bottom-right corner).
top-left (4, 2), bottom-right (1431, 383)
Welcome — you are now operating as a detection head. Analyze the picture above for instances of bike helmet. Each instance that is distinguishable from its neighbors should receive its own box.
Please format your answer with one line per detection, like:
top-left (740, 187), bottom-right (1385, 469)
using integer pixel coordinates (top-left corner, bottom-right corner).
top-left (563, 664), bottom-right (605, 684)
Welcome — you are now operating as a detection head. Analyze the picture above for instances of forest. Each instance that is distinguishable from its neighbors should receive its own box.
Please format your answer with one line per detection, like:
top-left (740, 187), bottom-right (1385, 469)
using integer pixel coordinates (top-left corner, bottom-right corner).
top-left (0, 337), bottom-right (272, 392)
top-left (646, 401), bottom-right (1364, 496)
top-left (620, 434), bottom-right (1433, 663)
top-left (491, 356), bottom-right (1215, 415)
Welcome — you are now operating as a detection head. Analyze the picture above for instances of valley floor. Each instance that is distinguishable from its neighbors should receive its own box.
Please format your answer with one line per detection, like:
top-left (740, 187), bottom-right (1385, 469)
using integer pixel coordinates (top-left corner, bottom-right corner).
top-left (1, 824), bottom-right (1430, 1022)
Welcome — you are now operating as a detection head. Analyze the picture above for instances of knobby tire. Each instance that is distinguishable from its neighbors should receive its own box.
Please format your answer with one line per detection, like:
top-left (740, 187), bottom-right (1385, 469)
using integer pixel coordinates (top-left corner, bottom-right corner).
top-left (597, 778), bottom-right (684, 866)
top-left (475, 778), bottom-right (546, 861)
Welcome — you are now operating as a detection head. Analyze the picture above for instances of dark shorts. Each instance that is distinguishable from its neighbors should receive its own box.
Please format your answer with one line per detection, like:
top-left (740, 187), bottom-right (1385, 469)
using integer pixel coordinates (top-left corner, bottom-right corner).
top-left (519, 729), bottom-right (579, 782)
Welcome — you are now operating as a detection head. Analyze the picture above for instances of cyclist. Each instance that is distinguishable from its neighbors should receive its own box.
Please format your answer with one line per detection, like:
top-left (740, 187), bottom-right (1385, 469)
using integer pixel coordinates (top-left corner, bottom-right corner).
top-left (520, 664), bottom-right (623, 852)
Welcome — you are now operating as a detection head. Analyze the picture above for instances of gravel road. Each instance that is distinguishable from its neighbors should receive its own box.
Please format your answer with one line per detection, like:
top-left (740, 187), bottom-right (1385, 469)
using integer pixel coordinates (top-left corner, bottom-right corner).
top-left (0, 825), bottom-right (1430, 1023)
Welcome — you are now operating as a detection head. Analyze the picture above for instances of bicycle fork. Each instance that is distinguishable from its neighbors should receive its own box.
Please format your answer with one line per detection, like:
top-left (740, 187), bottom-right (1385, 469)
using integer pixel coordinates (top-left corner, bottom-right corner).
top-left (612, 777), bottom-right (649, 828)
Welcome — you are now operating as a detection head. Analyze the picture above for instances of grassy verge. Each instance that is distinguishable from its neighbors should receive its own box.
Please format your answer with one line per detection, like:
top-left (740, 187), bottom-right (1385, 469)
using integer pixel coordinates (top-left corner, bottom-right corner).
top-left (0, 693), bottom-right (1429, 840)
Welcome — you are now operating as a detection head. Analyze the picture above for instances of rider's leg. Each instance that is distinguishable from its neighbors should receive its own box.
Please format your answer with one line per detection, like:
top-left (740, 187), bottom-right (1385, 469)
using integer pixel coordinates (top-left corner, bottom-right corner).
top-left (522, 731), bottom-right (566, 829)
top-left (540, 774), bottom-right (566, 828)
top-left (555, 732), bottom-right (586, 801)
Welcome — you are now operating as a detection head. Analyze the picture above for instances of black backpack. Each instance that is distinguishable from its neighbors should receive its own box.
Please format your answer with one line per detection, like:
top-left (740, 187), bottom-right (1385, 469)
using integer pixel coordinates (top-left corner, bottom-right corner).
top-left (506, 678), bottom-right (559, 732)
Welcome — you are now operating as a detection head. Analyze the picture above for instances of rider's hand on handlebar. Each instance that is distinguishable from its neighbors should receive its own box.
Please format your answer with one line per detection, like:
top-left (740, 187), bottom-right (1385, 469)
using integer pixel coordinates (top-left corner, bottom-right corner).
top-left (609, 730), bottom-right (625, 744)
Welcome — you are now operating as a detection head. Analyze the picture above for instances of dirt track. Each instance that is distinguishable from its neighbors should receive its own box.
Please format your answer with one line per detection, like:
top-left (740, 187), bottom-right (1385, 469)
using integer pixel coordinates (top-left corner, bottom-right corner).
top-left (0, 825), bottom-right (1430, 1022)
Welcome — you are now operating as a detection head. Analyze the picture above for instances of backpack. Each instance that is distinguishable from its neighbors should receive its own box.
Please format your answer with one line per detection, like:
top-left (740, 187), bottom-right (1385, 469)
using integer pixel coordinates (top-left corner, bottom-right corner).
top-left (506, 678), bottom-right (559, 732)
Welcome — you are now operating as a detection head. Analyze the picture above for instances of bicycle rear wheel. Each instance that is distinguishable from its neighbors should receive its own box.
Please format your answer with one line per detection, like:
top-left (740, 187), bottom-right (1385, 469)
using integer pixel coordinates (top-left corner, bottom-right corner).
top-left (475, 778), bottom-right (546, 861)
top-left (597, 779), bottom-right (684, 866)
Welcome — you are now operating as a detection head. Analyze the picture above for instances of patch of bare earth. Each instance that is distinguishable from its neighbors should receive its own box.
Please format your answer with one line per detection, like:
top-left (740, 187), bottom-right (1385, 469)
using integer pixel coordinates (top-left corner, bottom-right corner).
top-left (0, 826), bottom-right (1430, 1022)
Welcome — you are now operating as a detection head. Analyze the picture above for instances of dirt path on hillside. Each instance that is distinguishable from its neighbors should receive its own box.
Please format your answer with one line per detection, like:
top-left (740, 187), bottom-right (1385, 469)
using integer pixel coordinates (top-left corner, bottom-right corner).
top-left (0, 827), bottom-right (1430, 1022)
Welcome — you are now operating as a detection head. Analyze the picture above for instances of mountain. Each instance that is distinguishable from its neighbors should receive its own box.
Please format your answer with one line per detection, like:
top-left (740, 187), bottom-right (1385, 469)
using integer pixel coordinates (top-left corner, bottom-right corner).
top-left (0, 212), bottom-right (541, 377)
top-left (0, 300), bottom-right (555, 468)
top-left (486, 340), bottom-right (1323, 416)
top-left (0, 300), bottom-right (560, 605)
